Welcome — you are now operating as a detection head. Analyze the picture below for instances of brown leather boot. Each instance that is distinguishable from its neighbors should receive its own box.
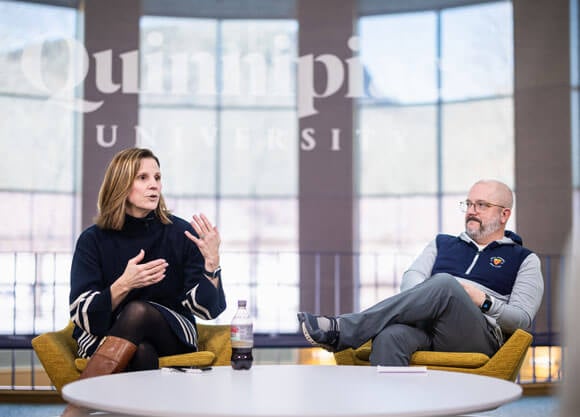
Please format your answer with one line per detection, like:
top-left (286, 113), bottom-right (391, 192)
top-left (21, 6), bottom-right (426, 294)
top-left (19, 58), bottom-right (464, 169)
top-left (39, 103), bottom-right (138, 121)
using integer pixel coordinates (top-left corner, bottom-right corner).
top-left (61, 336), bottom-right (137, 417)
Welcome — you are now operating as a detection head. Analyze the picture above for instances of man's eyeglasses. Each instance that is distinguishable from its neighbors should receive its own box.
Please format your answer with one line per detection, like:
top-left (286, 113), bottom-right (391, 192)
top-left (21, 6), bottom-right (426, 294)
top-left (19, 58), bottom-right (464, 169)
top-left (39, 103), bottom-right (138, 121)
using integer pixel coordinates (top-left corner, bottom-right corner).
top-left (459, 200), bottom-right (506, 213)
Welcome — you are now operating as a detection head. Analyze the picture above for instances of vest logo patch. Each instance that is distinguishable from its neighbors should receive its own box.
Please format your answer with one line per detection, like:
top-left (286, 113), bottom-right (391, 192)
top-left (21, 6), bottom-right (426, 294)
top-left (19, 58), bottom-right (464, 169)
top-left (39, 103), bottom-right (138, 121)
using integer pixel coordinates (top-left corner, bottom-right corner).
top-left (490, 256), bottom-right (505, 268)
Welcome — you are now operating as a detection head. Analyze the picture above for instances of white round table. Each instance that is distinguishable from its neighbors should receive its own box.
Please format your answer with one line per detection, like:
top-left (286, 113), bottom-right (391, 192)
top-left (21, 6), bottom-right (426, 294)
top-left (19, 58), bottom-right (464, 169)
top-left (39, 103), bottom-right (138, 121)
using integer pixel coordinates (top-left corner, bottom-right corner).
top-left (61, 365), bottom-right (522, 417)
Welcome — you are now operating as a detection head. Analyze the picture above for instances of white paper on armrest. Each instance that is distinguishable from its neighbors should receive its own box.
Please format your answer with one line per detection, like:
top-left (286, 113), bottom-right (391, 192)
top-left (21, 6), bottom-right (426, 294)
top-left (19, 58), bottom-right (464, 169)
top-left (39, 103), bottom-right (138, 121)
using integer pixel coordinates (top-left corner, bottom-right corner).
top-left (376, 366), bottom-right (427, 373)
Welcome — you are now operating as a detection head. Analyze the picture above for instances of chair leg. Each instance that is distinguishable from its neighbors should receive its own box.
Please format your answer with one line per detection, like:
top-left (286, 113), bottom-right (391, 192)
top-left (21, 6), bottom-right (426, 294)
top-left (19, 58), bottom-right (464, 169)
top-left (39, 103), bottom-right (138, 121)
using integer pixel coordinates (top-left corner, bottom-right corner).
top-left (61, 336), bottom-right (137, 417)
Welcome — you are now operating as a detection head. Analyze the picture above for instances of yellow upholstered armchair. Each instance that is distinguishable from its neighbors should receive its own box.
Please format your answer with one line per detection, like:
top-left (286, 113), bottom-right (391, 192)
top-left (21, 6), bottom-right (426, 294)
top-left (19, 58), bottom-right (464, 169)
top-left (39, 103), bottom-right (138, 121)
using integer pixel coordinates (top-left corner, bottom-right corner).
top-left (31, 321), bottom-right (232, 393)
top-left (334, 328), bottom-right (532, 381)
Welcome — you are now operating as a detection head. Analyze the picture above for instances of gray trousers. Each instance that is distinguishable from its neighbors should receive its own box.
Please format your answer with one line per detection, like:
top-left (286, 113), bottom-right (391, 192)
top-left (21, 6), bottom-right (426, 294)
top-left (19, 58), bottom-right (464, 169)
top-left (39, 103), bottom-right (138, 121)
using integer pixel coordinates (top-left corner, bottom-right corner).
top-left (337, 274), bottom-right (500, 366)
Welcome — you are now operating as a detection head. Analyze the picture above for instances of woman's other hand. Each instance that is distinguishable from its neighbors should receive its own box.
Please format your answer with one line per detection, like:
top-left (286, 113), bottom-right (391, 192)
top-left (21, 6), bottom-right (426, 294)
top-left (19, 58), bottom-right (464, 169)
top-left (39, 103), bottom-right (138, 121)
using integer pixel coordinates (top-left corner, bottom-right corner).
top-left (110, 249), bottom-right (167, 309)
top-left (118, 249), bottom-right (168, 289)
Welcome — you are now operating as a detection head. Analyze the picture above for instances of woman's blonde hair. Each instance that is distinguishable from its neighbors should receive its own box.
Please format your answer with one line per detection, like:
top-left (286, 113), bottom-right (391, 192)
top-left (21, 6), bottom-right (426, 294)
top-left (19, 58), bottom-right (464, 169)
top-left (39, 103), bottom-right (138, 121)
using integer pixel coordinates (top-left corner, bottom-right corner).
top-left (95, 148), bottom-right (172, 230)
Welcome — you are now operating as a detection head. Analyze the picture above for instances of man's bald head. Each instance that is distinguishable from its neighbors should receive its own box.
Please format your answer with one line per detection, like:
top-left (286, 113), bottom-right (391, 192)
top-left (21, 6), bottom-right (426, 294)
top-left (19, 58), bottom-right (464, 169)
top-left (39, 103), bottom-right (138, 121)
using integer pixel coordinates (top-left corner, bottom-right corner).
top-left (470, 180), bottom-right (513, 209)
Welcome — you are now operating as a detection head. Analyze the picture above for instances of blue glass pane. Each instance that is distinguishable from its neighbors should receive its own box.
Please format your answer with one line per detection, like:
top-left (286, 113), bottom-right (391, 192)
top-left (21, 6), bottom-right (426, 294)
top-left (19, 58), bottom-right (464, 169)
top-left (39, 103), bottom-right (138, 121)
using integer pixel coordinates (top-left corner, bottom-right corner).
top-left (220, 109), bottom-right (297, 196)
top-left (221, 20), bottom-right (297, 107)
top-left (0, 1), bottom-right (77, 96)
top-left (442, 98), bottom-right (514, 193)
top-left (0, 95), bottom-right (76, 193)
top-left (441, 2), bottom-right (514, 100)
top-left (358, 104), bottom-right (438, 194)
top-left (140, 16), bottom-right (217, 106)
top-left (359, 12), bottom-right (437, 104)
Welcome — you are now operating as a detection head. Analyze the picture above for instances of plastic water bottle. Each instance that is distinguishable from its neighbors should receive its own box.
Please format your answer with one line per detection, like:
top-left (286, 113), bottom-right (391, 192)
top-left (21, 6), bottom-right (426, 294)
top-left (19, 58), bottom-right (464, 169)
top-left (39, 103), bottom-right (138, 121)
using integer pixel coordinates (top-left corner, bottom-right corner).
top-left (230, 299), bottom-right (254, 370)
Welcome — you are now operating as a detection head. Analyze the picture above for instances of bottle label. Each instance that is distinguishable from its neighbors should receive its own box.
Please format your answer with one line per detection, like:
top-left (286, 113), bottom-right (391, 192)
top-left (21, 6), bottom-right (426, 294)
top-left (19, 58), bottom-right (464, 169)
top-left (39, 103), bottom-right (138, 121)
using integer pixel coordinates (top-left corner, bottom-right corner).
top-left (231, 324), bottom-right (253, 348)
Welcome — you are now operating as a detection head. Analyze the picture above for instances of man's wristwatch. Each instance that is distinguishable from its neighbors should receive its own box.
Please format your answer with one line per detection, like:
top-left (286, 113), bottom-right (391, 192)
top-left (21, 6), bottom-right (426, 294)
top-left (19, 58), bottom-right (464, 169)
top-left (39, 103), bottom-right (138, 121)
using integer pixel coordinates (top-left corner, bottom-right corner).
top-left (203, 266), bottom-right (222, 279)
top-left (480, 294), bottom-right (492, 313)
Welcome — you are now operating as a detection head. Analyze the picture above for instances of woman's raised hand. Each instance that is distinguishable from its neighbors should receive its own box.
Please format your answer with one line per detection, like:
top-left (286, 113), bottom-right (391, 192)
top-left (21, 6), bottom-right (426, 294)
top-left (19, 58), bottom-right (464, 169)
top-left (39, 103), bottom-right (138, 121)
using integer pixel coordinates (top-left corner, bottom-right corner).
top-left (184, 213), bottom-right (221, 272)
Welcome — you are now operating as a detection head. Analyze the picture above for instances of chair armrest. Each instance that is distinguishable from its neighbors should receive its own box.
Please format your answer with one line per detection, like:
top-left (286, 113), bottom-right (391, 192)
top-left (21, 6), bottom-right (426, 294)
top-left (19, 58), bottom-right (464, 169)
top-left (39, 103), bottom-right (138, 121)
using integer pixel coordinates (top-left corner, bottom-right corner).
top-left (350, 346), bottom-right (490, 368)
top-left (31, 323), bottom-right (81, 393)
top-left (334, 348), bottom-right (357, 365)
top-left (335, 340), bottom-right (373, 365)
top-left (159, 351), bottom-right (215, 368)
top-left (476, 328), bottom-right (533, 381)
top-left (334, 328), bottom-right (533, 382)
top-left (411, 351), bottom-right (489, 368)
top-left (196, 323), bottom-right (232, 366)
top-left (74, 351), bottom-right (217, 372)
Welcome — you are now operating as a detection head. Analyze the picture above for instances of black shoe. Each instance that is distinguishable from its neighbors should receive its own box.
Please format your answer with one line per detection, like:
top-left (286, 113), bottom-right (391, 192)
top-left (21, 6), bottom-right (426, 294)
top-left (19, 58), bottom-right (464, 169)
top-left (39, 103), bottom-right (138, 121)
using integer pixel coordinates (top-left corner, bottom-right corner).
top-left (297, 312), bottom-right (339, 352)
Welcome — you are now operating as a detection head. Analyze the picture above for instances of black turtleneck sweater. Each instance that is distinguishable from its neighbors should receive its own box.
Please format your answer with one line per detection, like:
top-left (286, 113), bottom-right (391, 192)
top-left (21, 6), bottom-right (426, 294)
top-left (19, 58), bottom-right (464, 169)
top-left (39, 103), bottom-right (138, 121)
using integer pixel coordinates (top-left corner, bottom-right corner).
top-left (69, 212), bottom-right (226, 357)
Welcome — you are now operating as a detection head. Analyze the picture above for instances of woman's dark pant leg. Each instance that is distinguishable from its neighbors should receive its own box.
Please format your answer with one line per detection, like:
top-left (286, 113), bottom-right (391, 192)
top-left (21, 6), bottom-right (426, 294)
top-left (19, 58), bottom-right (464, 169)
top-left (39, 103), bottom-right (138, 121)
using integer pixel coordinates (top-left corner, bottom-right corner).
top-left (109, 301), bottom-right (192, 371)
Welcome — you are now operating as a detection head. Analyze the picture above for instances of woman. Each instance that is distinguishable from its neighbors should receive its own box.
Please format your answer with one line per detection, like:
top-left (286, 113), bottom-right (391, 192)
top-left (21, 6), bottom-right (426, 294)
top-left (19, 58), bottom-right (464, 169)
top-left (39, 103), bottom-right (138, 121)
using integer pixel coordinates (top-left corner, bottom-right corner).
top-left (67, 147), bottom-right (226, 392)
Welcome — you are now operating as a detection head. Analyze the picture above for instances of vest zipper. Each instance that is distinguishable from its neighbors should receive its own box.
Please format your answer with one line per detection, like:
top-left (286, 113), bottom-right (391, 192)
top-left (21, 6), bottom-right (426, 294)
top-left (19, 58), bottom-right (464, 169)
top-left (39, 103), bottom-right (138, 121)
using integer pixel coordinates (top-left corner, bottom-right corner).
top-left (465, 251), bottom-right (481, 275)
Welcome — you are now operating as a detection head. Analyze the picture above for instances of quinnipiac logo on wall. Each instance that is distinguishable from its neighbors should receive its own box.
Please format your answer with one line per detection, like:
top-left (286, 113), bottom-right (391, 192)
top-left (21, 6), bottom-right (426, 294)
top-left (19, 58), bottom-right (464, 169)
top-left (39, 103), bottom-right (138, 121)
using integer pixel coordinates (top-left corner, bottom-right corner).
top-left (489, 257), bottom-right (505, 268)
top-left (19, 33), bottom-right (366, 119)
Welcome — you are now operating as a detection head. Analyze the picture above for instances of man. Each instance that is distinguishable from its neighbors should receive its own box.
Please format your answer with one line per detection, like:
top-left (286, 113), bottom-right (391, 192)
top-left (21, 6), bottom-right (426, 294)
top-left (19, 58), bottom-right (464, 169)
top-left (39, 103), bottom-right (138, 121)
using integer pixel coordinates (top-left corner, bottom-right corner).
top-left (298, 179), bottom-right (544, 365)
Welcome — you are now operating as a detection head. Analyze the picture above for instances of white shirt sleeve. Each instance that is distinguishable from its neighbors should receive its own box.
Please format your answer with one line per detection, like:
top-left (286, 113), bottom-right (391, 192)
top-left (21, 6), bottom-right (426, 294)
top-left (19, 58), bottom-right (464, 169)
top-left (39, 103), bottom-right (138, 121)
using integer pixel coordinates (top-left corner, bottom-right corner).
top-left (493, 253), bottom-right (544, 333)
top-left (400, 239), bottom-right (437, 292)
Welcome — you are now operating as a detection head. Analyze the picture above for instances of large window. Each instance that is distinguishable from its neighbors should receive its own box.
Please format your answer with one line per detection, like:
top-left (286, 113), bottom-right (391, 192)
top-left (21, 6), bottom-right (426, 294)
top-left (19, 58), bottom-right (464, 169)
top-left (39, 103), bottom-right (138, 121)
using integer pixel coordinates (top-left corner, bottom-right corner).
top-left (138, 17), bottom-right (299, 331)
top-left (0, 0), bottom-right (79, 333)
top-left (357, 1), bottom-right (515, 308)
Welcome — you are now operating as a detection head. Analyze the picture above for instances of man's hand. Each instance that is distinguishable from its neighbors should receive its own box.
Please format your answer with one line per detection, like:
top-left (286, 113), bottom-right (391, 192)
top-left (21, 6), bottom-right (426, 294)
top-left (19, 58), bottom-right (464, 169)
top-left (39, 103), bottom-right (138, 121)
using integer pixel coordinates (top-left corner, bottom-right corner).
top-left (459, 281), bottom-right (486, 308)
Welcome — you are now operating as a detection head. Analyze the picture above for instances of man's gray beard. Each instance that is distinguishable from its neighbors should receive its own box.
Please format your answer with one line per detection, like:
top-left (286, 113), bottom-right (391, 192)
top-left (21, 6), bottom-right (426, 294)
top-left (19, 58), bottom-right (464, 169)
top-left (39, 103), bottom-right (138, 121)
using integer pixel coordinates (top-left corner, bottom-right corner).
top-left (466, 217), bottom-right (502, 242)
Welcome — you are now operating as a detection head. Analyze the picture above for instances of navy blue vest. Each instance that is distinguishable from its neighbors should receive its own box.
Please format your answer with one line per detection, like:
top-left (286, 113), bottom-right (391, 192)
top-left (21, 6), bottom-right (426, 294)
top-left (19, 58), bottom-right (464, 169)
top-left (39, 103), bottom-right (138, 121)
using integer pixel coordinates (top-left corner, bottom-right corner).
top-left (431, 233), bottom-right (532, 296)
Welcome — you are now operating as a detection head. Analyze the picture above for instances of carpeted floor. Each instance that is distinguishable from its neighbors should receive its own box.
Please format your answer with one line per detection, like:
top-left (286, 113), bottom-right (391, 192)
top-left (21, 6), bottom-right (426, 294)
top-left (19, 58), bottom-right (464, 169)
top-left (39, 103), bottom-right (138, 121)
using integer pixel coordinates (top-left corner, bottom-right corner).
top-left (0, 403), bottom-right (65, 417)
top-left (0, 396), bottom-right (561, 417)
top-left (464, 395), bottom-right (560, 416)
